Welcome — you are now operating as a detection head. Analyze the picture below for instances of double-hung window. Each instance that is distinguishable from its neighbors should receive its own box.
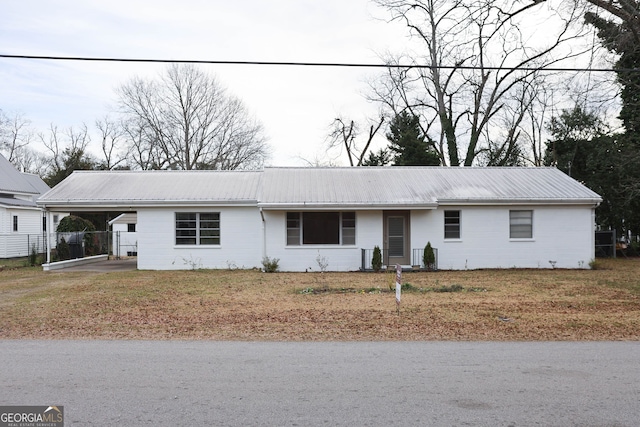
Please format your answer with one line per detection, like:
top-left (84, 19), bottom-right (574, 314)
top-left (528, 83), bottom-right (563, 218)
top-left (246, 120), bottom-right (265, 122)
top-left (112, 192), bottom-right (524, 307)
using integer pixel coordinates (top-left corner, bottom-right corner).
top-left (12, 215), bottom-right (18, 232)
top-left (286, 212), bottom-right (356, 245)
top-left (444, 210), bottom-right (460, 239)
top-left (175, 212), bottom-right (220, 245)
top-left (509, 210), bottom-right (533, 239)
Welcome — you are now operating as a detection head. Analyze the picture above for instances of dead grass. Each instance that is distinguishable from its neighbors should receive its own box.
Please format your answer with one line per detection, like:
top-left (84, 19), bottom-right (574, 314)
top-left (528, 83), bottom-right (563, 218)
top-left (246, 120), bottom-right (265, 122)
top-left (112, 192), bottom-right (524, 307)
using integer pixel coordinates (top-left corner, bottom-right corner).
top-left (1, 258), bottom-right (639, 341)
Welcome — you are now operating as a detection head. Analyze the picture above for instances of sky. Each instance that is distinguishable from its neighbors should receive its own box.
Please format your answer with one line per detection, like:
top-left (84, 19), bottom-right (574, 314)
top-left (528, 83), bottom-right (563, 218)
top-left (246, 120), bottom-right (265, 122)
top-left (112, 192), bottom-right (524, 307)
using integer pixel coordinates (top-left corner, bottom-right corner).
top-left (0, 0), bottom-right (412, 166)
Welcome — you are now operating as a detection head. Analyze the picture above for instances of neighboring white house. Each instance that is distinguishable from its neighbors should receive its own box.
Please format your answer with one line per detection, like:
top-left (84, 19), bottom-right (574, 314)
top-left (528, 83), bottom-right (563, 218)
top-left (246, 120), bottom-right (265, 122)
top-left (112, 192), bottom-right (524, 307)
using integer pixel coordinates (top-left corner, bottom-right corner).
top-left (37, 167), bottom-right (602, 271)
top-left (0, 153), bottom-right (54, 258)
top-left (108, 213), bottom-right (138, 257)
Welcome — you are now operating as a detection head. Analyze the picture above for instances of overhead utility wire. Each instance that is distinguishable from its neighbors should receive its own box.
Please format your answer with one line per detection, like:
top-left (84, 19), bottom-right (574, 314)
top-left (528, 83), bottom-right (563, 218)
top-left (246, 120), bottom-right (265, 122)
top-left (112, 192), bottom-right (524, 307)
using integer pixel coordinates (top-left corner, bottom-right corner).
top-left (0, 53), bottom-right (629, 73)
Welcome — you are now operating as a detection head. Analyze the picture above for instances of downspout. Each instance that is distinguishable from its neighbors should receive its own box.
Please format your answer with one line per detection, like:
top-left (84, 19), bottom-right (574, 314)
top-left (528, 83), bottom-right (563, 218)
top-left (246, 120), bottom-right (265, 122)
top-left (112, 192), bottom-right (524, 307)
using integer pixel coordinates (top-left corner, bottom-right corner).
top-left (591, 201), bottom-right (601, 263)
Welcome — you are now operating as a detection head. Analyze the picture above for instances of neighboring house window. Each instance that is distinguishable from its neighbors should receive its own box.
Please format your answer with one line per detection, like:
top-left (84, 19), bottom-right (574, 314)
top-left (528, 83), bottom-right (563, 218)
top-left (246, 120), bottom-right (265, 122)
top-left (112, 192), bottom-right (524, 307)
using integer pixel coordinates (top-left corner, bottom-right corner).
top-left (127, 223), bottom-right (136, 233)
top-left (13, 215), bottom-right (18, 232)
top-left (444, 210), bottom-right (460, 239)
top-left (510, 210), bottom-right (533, 239)
top-left (286, 212), bottom-right (356, 245)
top-left (175, 212), bottom-right (220, 245)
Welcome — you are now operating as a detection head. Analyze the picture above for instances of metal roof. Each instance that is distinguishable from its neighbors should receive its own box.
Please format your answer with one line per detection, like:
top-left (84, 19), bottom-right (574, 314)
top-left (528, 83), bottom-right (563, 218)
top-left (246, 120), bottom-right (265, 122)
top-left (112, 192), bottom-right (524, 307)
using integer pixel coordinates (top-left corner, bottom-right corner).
top-left (37, 167), bottom-right (602, 210)
top-left (259, 167), bottom-right (602, 208)
top-left (0, 153), bottom-right (41, 196)
top-left (0, 196), bottom-right (38, 208)
top-left (38, 170), bottom-right (262, 208)
top-left (108, 213), bottom-right (137, 225)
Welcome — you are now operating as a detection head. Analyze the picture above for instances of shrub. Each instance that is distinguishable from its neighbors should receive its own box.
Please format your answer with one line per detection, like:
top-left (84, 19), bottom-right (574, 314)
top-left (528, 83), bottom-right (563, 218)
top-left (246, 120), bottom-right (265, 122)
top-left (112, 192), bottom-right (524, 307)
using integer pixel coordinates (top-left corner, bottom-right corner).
top-left (423, 242), bottom-right (435, 271)
top-left (434, 284), bottom-right (464, 293)
top-left (262, 256), bottom-right (280, 273)
top-left (56, 215), bottom-right (96, 233)
top-left (29, 244), bottom-right (38, 266)
top-left (57, 238), bottom-right (70, 261)
top-left (56, 215), bottom-right (98, 256)
top-left (372, 246), bottom-right (382, 272)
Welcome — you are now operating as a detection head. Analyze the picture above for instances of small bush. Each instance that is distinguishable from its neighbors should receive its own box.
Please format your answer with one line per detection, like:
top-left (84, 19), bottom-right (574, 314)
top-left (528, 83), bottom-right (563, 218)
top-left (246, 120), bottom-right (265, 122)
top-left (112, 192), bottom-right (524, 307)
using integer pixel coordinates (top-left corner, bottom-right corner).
top-left (589, 259), bottom-right (602, 270)
top-left (262, 256), bottom-right (280, 273)
top-left (423, 242), bottom-right (435, 271)
top-left (57, 238), bottom-right (70, 261)
top-left (372, 246), bottom-right (382, 272)
top-left (29, 244), bottom-right (38, 266)
top-left (401, 282), bottom-right (416, 291)
top-left (434, 284), bottom-right (464, 293)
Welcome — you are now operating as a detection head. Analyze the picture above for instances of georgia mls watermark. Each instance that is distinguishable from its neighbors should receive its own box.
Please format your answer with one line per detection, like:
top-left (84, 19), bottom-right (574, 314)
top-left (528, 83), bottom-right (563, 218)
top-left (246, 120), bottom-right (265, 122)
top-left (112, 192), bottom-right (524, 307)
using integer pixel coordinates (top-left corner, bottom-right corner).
top-left (0, 406), bottom-right (63, 427)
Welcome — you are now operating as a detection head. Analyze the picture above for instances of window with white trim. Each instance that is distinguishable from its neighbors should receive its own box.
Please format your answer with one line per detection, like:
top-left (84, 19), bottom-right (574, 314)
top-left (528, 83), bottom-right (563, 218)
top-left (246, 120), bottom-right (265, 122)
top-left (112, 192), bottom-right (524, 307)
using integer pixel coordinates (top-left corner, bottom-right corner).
top-left (13, 215), bottom-right (18, 232)
top-left (444, 210), bottom-right (460, 239)
top-left (286, 212), bottom-right (356, 245)
top-left (509, 210), bottom-right (533, 239)
top-left (175, 212), bottom-right (220, 245)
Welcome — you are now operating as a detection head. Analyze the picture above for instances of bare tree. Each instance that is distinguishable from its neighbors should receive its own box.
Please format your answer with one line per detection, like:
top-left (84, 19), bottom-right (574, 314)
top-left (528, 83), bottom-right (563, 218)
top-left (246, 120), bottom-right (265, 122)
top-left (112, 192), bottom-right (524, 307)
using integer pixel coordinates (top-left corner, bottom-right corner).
top-left (117, 64), bottom-right (269, 170)
top-left (0, 110), bottom-right (33, 165)
top-left (39, 124), bottom-right (92, 177)
top-left (326, 115), bottom-right (385, 166)
top-left (371, 0), bottom-right (591, 166)
top-left (95, 116), bottom-right (128, 169)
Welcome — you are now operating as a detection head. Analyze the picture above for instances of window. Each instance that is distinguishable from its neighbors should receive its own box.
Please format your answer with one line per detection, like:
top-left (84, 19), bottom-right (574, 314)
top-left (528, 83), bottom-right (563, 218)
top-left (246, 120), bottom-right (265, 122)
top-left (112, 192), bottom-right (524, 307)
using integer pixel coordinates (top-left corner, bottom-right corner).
top-left (444, 210), bottom-right (460, 239)
top-left (286, 212), bottom-right (301, 245)
top-left (342, 212), bottom-right (356, 245)
top-left (127, 223), bottom-right (136, 233)
top-left (510, 210), bottom-right (533, 239)
top-left (12, 215), bottom-right (18, 232)
top-left (286, 212), bottom-right (356, 245)
top-left (175, 212), bottom-right (220, 245)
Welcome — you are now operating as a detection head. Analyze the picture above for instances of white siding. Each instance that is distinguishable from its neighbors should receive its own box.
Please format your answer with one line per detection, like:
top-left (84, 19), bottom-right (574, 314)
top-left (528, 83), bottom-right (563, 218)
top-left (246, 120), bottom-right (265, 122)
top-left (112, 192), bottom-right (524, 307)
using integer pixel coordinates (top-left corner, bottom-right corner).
top-left (263, 210), bottom-right (384, 272)
top-left (413, 205), bottom-right (595, 270)
top-left (0, 207), bottom-right (46, 258)
top-left (136, 206), bottom-right (262, 270)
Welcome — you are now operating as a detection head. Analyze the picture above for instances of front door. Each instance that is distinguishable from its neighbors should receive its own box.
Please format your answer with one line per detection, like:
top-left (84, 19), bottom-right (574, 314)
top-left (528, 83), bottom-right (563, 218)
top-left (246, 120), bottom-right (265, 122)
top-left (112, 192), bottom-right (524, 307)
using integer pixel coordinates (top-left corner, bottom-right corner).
top-left (383, 211), bottom-right (410, 266)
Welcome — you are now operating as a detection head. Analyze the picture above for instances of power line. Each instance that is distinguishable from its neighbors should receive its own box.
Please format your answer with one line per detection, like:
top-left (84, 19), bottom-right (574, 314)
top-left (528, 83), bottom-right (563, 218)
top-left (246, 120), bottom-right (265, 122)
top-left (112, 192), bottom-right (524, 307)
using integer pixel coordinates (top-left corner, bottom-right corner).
top-left (0, 53), bottom-right (629, 73)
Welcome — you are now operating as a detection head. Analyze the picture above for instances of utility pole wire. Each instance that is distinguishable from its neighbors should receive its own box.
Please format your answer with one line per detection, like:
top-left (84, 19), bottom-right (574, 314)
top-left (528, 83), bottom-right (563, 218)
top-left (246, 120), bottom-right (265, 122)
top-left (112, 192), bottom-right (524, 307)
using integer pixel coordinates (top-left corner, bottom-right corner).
top-left (0, 53), bottom-right (631, 73)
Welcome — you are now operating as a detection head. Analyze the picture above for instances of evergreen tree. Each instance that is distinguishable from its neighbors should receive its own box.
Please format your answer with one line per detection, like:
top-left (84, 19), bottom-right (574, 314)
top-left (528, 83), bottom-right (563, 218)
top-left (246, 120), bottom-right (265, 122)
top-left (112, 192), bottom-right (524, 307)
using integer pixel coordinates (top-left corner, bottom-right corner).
top-left (387, 112), bottom-right (440, 166)
top-left (544, 106), bottom-right (640, 233)
top-left (362, 148), bottom-right (392, 166)
top-left (44, 147), bottom-right (96, 187)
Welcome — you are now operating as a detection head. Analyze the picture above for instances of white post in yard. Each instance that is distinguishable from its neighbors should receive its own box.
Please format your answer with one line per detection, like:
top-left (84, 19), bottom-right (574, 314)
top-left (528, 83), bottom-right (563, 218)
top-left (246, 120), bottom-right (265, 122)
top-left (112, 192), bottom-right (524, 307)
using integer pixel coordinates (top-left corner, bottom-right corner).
top-left (395, 264), bottom-right (401, 315)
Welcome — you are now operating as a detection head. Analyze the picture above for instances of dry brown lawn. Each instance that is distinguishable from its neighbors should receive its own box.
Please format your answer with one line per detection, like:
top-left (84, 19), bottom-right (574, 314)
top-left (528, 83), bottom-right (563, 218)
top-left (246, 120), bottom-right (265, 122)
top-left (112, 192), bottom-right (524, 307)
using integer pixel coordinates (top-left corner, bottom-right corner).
top-left (1, 258), bottom-right (639, 341)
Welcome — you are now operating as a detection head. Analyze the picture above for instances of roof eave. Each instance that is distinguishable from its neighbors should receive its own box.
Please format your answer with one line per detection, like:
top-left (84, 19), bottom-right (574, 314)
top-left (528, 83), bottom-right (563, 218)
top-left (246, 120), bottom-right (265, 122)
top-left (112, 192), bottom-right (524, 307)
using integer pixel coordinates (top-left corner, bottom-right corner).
top-left (258, 202), bottom-right (438, 210)
top-left (437, 198), bottom-right (603, 206)
top-left (38, 199), bottom-right (259, 210)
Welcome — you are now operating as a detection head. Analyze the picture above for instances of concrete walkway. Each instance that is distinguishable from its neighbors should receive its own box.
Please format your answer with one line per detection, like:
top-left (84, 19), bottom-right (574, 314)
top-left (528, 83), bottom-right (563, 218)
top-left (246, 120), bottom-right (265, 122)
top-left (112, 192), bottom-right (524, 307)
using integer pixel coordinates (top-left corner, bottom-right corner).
top-left (56, 257), bottom-right (137, 272)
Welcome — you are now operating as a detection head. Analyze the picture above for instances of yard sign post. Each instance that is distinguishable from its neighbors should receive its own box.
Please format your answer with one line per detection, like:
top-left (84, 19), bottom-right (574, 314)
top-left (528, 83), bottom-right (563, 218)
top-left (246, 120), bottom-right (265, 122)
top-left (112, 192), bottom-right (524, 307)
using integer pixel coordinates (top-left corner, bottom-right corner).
top-left (395, 264), bottom-right (401, 315)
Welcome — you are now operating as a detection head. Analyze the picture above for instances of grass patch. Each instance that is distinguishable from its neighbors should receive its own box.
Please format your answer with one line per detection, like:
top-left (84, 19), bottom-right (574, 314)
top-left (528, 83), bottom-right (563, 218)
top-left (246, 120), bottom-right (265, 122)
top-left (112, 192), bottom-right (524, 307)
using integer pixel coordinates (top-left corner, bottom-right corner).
top-left (1, 258), bottom-right (639, 341)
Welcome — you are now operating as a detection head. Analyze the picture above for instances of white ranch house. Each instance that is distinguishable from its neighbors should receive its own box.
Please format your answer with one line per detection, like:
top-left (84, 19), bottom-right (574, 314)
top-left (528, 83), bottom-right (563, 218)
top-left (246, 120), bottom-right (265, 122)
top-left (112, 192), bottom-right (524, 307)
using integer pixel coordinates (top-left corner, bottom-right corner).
top-left (37, 167), bottom-right (602, 271)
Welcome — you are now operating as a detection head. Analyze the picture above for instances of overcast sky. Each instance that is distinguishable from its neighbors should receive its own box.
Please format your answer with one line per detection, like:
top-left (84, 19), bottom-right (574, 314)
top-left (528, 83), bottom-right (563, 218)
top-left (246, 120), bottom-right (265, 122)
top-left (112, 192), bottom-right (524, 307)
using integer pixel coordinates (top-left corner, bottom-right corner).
top-left (0, 0), bottom-right (414, 166)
